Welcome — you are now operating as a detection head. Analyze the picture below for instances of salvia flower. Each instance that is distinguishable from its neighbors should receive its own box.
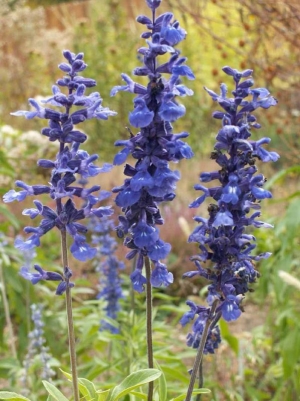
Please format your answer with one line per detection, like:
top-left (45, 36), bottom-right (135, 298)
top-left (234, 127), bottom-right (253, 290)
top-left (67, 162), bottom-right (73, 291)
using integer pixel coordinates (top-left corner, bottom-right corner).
top-left (3, 50), bottom-right (116, 294)
top-left (20, 304), bottom-right (55, 394)
top-left (181, 66), bottom-right (279, 351)
top-left (89, 215), bottom-right (124, 333)
top-left (111, 0), bottom-right (194, 292)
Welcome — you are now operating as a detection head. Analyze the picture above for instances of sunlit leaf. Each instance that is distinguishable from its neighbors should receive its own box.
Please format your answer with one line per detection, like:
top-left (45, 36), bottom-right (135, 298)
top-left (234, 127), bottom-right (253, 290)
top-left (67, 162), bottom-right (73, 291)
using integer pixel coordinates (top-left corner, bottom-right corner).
top-left (105, 369), bottom-right (161, 401)
top-left (42, 382), bottom-right (69, 401)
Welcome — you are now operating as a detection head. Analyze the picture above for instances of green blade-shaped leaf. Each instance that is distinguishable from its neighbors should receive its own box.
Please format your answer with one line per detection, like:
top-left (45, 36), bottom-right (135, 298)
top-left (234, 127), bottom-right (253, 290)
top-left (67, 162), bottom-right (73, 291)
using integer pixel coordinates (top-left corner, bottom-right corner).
top-left (42, 382), bottom-right (69, 401)
top-left (154, 360), bottom-right (167, 401)
top-left (60, 369), bottom-right (98, 400)
top-left (125, 392), bottom-right (147, 400)
top-left (0, 205), bottom-right (20, 229)
top-left (265, 165), bottom-right (300, 189)
top-left (170, 388), bottom-right (211, 401)
top-left (0, 393), bottom-right (31, 401)
top-left (105, 369), bottom-right (161, 401)
top-left (97, 390), bottom-right (110, 401)
top-left (78, 378), bottom-right (98, 400)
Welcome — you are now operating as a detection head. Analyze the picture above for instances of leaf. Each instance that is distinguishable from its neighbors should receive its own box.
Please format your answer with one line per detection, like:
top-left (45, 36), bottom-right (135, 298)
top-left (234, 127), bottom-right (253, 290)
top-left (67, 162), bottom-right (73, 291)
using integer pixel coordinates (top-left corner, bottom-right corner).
top-left (265, 165), bottom-right (300, 189)
top-left (42, 382), bottom-right (69, 401)
top-left (97, 390), bottom-right (110, 401)
top-left (60, 369), bottom-right (98, 400)
top-left (219, 319), bottom-right (239, 354)
top-left (0, 393), bottom-right (31, 401)
top-left (170, 388), bottom-right (211, 401)
top-left (105, 369), bottom-right (161, 401)
top-left (78, 378), bottom-right (98, 400)
top-left (127, 391), bottom-right (147, 400)
top-left (0, 205), bottom-right (20, 229)
top-left (282, 328), bottom-right (300, 378)
top-left (154, 360), bottom-right (167, 401)
top-left (160, 366), bottom-right (190, 384)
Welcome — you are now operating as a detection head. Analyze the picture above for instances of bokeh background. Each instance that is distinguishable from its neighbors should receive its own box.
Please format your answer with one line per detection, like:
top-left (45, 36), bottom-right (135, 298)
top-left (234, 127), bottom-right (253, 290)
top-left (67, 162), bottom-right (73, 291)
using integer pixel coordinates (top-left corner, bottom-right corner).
top-left (0, 1), bottom-right (299, 400)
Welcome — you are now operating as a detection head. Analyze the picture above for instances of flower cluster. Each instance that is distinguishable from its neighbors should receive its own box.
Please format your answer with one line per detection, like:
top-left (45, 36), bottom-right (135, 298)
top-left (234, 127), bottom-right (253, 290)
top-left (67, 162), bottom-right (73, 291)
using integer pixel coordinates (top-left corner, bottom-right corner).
top-left (3, 50), bottom-right (116, 293)
top-left (111, 0), bottom-right (194, 292)
top-left (181, 66), bottom-right (279, 352)
top-left (89, 215), bottom-right (124, 333)
top-left (20, 304), bottom-right (55, 394)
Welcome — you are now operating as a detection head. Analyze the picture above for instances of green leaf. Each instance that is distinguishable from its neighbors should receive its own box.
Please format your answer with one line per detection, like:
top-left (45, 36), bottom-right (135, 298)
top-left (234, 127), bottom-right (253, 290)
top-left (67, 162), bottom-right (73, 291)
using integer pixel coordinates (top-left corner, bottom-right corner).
top-left (60, 369), bottom-right (98, 400)
top-left (105, 369), bottom-right (161, 401)
top-left (42, 382), bottom-right (69, 401)
top-left (161, 366), bottom-right (190, 384)
top-left (0, 205), bottom-right (20, 229)
top-left (170, 388), bottom-right (211, 401)
top-left (265, 165), bottom-right (300, 189)
top-left (127, 391), bottom-right (147, 400)
top-left (78, 378), bottom-right (98, 400)
top-left (154, 360), bottom-right (167, 401)
top-left (97, 390), bottom-right (110, 401)
top-left (0, 393), bottom-right (31, 401)
top-left (282, 328), bottom-right (300, 378)
top-left (219, 319), bottom-right (239, 354)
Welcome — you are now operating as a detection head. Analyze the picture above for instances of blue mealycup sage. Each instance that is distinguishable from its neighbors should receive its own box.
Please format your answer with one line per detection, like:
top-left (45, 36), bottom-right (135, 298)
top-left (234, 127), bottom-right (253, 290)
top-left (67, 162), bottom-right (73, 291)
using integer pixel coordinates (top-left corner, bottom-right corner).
top-left (181, 66), bottom-right (279, 353)
top-left (3, 50), bottom-right (116, 294)
top-left (89, 215), bottom-right (124, 333)
top-left (111, 0), bottom-right (195, 292)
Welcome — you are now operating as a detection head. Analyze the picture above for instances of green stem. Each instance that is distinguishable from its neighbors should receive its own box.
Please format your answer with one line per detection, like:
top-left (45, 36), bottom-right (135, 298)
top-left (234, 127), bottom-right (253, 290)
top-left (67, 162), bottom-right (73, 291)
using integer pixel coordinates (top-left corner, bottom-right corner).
top-left (195, 360), bottom-right (203, 401)
top-left (185, 300), bottom-right (218, 401)
top-left (60, 229), bottom-right (79, 401)
top-left (145, 256), bottom-right (154, 401)
top-left (0, 260), bottom-right (17, 359)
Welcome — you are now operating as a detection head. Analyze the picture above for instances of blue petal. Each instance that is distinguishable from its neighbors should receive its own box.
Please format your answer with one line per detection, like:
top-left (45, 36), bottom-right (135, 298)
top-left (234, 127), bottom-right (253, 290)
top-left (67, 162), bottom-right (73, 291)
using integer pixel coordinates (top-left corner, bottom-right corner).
top-left (113, 148), bottom-right (131, 165)
top-left (15, 234), bottom-right (40, 250)
top-left (221, 296), bottom-right (242, 322)
top-left (251, 186), bottom-right (272, 200)
top-left (133, 222), bottom-right (159, 248)
top-left (130, 170), bottom-right (154, 191)
top-left (159, 99), bottom-right (186, 122)
top-left (129, 98), bottom-right (154, 128)
top-left (130, 269), bottom-right (147, 293)
top-left (115, 188), bottom-right (141, 207)
top-left (172, 65), bottom-right (195, 80)
top-left (151, 264), bottom-right (173, 287)
top-left (70, 237), bottom-right (97, 261)
top-left (3, 189), bottom-right (27, 203)
top-left (147, 240), bottom-right (171, 260)
top-left (213, 210), bottom-right (233, 227)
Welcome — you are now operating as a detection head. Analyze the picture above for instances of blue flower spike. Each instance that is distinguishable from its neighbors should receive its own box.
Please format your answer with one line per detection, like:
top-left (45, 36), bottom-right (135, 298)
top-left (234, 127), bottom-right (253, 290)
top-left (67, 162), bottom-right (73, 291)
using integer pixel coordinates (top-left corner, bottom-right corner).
top-left (182, 66), bottom-right (279, 353)
top-left (4, 50), bottom-right (116, 293)
top-left (111, 1), bottom-right (194, 292)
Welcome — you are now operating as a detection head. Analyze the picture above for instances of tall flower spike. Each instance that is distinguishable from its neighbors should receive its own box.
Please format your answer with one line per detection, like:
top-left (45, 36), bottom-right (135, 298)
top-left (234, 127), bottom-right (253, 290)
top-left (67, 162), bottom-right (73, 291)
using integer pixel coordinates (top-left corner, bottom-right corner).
top-left (3, 50), bottom-right (116, 294)
top-left (181, 66), bottom-right (279, 353)
top-left (20, 304), bottom-right (55, 395)
top-left (111, 1), bottom-right (195, 292)
top-left (89, 215), bottom-right (124, 334)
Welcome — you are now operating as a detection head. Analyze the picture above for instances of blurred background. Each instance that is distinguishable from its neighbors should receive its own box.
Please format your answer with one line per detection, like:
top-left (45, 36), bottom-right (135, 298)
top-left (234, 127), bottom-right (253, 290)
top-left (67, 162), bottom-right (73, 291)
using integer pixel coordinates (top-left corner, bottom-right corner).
top-left (0, 1), bottom-right (299, 400)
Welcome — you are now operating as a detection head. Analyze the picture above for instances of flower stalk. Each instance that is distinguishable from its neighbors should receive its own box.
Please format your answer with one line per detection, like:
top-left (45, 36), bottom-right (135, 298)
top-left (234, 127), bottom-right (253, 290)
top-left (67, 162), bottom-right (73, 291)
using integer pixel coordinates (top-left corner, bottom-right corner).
top-left (145, 256), bottom-right (154, 401)
top-left (185, 300), bottom-right (218, 401)
top-left (60, 228), bottom-right (79, 401)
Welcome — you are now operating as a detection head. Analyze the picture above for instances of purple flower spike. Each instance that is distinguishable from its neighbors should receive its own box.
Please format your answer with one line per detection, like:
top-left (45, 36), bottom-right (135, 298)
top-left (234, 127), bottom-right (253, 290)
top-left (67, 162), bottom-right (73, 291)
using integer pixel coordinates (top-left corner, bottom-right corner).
top-left (112, 1), bottom-right (193, 291)
top-left (182, 66), bottom-right (279, 351)
top-left (5, 50), bottom-right (116, 293)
